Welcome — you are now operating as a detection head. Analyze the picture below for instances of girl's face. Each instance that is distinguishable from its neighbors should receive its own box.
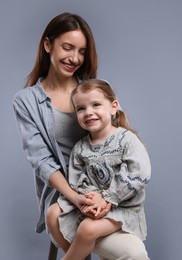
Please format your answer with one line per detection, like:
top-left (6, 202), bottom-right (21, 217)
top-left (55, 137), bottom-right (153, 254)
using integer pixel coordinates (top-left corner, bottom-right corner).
top-left (44, 30), bottom-right (86, 78)
top-left (72, 89), bottom-right (118, 140)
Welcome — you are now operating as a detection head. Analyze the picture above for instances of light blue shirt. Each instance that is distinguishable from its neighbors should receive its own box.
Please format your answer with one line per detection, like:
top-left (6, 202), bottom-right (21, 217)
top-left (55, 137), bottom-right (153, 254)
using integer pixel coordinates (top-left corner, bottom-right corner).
top-left (13, 78), bottom-right (85, 233)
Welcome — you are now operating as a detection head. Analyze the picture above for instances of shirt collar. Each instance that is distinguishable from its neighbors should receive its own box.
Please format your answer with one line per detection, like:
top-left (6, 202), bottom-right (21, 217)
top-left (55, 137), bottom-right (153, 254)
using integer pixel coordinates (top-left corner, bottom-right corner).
top-left (36, 78), bottom-right (50, 103)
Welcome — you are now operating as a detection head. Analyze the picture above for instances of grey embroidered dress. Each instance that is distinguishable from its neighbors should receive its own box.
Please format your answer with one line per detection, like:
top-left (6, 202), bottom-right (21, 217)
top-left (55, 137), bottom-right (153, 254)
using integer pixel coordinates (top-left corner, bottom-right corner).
top-left (57, 127), bottom-right (151, 243)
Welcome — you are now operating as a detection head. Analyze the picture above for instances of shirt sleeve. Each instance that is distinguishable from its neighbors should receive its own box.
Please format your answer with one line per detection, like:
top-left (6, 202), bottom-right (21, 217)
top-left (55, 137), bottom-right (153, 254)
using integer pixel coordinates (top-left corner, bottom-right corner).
top-left (13, 93), bottom-right (61, 185)
top-left (68, 144), bottom-right (100, 195)
top-left (102, 133), bottom-right (151, 206)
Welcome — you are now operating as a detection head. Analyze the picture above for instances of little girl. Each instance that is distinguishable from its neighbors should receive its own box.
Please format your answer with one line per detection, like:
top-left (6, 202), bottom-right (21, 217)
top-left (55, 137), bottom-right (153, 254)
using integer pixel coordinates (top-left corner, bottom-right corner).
top-left (58, 79), bottom-right (151, 260)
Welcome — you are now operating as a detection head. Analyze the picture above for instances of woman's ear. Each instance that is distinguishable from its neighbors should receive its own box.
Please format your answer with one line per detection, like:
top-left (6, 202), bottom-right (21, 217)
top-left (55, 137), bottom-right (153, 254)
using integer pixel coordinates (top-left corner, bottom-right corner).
top-left (43, 37), bottom-right (51, 53)
top-left (111, 100), bottom-right (119, 115)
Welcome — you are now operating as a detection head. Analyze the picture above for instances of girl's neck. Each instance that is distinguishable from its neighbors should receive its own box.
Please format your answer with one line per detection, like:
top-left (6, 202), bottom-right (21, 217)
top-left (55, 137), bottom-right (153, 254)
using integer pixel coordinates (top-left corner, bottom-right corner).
top-left (90, 126), bottom-right (117, 144)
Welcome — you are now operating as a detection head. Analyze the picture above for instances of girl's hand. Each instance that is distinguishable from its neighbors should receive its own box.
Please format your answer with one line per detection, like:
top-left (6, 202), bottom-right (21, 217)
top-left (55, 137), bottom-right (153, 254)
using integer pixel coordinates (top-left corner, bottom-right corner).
top-left (81, 203), bottom-right (106, 217)
top-left (80, 192), bottom-right (112, 218)
top-left (95, 202), bottom-right (111, 218)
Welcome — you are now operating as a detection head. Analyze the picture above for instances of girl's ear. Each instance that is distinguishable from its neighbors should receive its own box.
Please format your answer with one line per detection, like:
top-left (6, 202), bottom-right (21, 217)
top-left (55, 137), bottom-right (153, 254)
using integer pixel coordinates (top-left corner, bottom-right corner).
top-left (43, 37), bottom-right (51, 53)
top-left (111, 100), bottom-right (118, 115)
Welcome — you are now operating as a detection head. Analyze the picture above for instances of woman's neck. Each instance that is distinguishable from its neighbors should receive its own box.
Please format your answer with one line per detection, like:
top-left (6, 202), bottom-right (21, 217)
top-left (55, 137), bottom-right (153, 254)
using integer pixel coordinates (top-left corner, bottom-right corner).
top-left (41, 73), bottom-right (77, 112)
top-left (42, 73), bottom-right (77, 93)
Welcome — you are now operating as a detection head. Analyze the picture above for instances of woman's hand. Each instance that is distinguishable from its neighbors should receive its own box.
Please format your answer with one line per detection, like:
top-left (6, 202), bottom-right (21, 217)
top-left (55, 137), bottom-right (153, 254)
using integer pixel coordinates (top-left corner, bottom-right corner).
top-left (80, 192), bottom-right (111, 219)
top-left (74, 193), bottom-right (94, 210)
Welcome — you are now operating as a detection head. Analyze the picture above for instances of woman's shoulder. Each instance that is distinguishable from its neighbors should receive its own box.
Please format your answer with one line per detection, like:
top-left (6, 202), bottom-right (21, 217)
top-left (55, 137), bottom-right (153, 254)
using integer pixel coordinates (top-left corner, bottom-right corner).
top-left (13, 80), bottom-right (47, 106)
top-left (13, 86), bottom-right (34, 101)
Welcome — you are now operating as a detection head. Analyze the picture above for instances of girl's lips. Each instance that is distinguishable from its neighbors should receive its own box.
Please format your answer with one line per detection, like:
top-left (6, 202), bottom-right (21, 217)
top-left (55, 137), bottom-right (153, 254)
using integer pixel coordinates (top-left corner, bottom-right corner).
top-left (85, 118), bottom-right (98, 124)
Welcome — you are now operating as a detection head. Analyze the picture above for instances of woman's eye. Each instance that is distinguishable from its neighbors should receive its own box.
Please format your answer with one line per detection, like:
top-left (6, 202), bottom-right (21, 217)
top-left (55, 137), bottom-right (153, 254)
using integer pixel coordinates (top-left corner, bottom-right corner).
top-left (80, 49), bottom-right (86, 55)
top-left (62, 44), bottom-right (72, 51)
top-left (63, 47), bottom-right (71, 51)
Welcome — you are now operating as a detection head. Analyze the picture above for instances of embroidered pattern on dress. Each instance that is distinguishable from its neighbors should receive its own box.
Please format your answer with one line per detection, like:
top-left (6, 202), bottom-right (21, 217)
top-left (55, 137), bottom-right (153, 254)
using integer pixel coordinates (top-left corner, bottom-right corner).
top-left (79, 129), bottom-right (128, 160)
top-left (88, 161), bottom-right (114, 189)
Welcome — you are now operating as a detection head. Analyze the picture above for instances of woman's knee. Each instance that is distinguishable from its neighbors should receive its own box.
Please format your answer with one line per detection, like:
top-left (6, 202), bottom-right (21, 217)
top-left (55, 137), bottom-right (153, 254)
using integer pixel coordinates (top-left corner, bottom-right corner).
top-left (46, 203), bottom-right (61, 228)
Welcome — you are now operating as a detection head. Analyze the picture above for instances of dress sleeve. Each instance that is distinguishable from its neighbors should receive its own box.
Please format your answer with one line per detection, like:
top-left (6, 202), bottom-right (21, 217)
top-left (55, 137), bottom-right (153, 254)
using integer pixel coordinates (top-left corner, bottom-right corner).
top-left (13, 94), bottom-right (61, 185)
top-left (68, 144), bottom-right (100, 195)
top-left (102, 133), bottom-right (151, 206)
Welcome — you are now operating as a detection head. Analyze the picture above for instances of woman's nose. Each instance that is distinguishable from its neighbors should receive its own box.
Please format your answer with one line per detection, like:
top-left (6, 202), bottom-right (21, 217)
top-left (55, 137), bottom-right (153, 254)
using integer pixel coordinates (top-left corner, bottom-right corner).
top-left (69, 51), bottom-right (79, 64)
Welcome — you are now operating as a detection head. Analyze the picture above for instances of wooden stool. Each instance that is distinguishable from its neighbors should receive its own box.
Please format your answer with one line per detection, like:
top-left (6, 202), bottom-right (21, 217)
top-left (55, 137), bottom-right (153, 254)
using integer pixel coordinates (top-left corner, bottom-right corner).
top-left (48, 241), bottom-right (58, 260)
top-left (48, 241), bottom-right (92, 260)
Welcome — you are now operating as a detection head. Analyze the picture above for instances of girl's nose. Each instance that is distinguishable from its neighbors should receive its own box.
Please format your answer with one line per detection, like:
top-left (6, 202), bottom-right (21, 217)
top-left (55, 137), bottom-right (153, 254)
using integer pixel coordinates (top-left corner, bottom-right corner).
top-left (85, 107), bottom-right (93, 116)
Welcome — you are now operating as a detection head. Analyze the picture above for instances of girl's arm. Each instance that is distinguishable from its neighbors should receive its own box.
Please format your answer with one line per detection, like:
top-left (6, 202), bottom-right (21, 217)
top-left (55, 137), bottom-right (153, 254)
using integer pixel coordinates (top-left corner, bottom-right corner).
top-left (68, 145), bottom-right (111, 217)
top-left (68, 144), bottom-right (101, 195)
top-left (101, 132), bottom-right (151, 207)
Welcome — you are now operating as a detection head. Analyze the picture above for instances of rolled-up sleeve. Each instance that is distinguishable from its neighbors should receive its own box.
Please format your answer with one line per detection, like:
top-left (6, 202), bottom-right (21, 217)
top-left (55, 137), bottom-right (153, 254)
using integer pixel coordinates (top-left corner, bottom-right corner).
top-left (13, 90), bottom-right (61, 185)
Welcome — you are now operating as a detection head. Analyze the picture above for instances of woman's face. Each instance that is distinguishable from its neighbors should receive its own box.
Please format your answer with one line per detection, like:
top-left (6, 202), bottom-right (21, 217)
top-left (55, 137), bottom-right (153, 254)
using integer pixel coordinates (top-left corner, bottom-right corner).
top-left (44, 30), bottom-right (87, 78)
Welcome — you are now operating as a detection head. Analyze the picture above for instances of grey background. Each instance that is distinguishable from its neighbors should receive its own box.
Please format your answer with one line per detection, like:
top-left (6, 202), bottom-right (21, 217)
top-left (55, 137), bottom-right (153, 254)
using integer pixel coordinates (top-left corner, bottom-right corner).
top-left (1, 0), bottom-right (181, 259)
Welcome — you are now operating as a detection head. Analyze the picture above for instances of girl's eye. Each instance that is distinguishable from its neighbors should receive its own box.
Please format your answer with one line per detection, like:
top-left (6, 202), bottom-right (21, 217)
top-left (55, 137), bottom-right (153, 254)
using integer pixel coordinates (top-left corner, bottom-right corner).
top-left (76, 107), bottom-right (85, 112)
top-left (93, 103), bottom-right (101, 107)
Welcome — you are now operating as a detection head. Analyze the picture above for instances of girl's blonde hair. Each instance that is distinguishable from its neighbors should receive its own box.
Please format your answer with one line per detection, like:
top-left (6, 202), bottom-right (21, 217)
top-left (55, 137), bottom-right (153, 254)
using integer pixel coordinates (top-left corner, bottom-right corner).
top-left (71, 79), bottom-right (138, 136)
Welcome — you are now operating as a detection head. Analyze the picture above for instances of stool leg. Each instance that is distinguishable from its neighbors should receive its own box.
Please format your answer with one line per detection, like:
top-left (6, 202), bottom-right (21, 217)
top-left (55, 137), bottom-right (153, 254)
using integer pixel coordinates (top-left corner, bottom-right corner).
top-left (48, 241), bottom-right (92, 260)
top-left (48, 241), bottom-right (58, 260)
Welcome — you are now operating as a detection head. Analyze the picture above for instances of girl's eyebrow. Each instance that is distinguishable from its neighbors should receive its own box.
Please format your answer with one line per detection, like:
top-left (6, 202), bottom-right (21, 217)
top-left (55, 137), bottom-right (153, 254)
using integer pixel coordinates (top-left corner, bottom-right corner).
top-left (74, 104), bottom-right (84, 109)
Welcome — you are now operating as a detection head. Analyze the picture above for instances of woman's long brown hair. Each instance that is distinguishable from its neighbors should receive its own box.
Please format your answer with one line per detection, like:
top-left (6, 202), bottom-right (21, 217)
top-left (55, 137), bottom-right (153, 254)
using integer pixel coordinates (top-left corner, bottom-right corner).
top-left (25, 13), bottom-right (98, 87)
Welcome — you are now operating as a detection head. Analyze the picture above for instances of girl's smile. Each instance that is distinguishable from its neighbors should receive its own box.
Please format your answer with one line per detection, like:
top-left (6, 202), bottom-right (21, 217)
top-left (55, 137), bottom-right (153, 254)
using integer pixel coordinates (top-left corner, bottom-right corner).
top-left (72, 89), bottom-right (118, 143)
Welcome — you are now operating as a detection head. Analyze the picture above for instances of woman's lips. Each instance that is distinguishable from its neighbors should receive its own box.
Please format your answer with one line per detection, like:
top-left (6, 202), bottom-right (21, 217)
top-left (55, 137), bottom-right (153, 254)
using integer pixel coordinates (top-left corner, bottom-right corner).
top-left (63, 62), bottom-right (78, 72)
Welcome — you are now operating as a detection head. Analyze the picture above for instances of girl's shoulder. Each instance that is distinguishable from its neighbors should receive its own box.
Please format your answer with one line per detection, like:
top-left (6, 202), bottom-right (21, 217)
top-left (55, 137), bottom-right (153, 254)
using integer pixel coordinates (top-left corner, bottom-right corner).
top-left (116, 127), bottom-right (141, 145)
top-left (72, 134), bottom-right (90, 151)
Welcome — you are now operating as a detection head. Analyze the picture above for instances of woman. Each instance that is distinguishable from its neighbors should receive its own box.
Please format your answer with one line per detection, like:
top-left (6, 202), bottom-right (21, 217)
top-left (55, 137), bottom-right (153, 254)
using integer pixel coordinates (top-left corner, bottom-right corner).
top-left (13, 12), bottom-right (150, 259)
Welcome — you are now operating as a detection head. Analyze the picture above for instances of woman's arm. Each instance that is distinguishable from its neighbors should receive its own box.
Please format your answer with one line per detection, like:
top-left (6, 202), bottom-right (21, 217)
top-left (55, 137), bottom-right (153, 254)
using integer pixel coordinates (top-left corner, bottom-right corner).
top-left (13, 92), bottom-right (62, 184)
top-left (49, 170), bottom-right (93, 209)
top-left (13, 91), bottom-right (93, 208)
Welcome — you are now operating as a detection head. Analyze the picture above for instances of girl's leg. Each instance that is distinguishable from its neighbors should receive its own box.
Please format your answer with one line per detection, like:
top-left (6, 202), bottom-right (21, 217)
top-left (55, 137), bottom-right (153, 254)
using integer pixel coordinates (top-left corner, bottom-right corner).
top-left (46, 203), bottom-right (70, 252)
top-left (94, 231), bottom-right (150, 260)
top-left (62, 217), bottom-right (120, 260)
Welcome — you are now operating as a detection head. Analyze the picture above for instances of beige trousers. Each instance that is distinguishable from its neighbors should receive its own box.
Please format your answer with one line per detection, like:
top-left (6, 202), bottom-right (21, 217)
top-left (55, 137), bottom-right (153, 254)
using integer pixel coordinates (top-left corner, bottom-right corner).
top-left (93, 231), bottom-right (150, 260)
